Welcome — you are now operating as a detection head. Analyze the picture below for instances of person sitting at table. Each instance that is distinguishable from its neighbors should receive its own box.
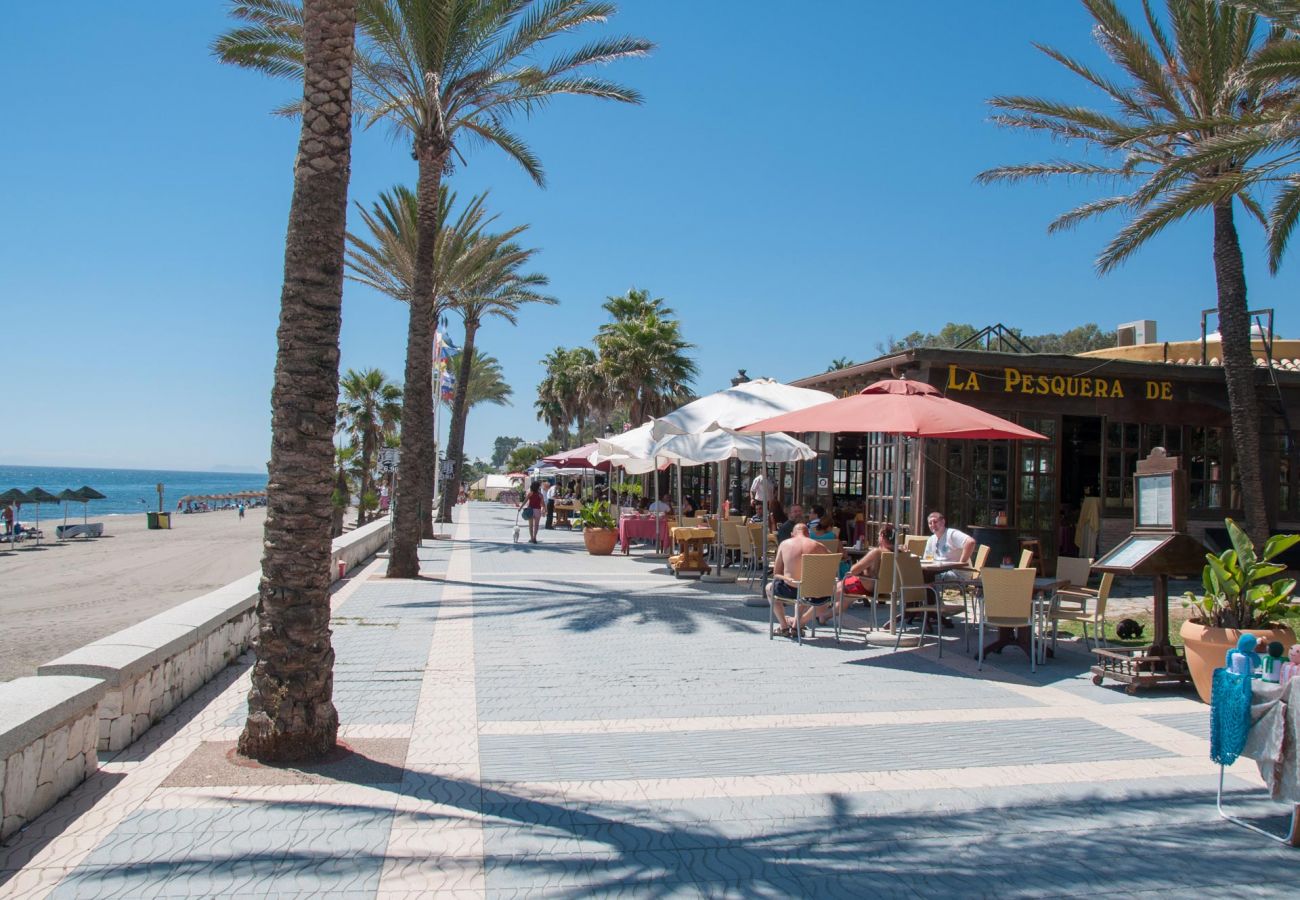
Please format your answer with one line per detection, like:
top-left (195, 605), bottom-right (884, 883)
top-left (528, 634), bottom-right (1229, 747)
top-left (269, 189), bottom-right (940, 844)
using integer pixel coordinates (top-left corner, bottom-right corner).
top-left (767, 523), bottom-right (833, 637)
top-left (808, 506), bottom-right (837, 541)
top-left (681, 496), bottom-right (697, 517)
top-left (775, 504), bottom-right (803, 543)
top-left (922, 511), bottom-right (974, 564)
top-left (827, 524), bottom-right (895, 621)
top-left (648, 492), bottom-right (671, 515)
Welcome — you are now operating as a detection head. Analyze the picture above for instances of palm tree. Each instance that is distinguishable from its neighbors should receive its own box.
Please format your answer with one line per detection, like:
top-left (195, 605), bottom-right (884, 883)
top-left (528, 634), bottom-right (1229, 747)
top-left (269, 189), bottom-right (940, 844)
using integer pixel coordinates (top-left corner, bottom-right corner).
top-left (535, 349), bottom-right (572, 442)
top-left (331, 443), bottom-right (357, 538)
top-left (338, 368), bottom-right (402, 528)
top-left (597, 308), bottom-right (697, 424)
top-left (214, 0), bottom-right (356, 763)
top-left (977, 0), bottom-right (1289, 541)
top-left (217, 0), bottom-right (650, 577)
top-left (439, 241), bottom-right (555, 522)
top-left (345, 184), bottom-right (502, 539)
top-left (601, 287), bottom-right (674, 322)
top-left (827, 357), bottom-right (855, 372)
top-left (446, 347), bottom-right (513, 412)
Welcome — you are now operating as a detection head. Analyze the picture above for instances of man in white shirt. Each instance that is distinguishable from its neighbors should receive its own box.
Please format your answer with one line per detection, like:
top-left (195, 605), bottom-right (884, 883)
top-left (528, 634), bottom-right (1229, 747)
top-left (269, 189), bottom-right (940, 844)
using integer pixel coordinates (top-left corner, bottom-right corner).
top-left (922, 511), bottom-right (974, 564)
top-left (648, 492), bottom-right (671, 514)
top-left (544, 481), bottom-right (557, 530)
top-left (750, 472), bottom-right (774, 508)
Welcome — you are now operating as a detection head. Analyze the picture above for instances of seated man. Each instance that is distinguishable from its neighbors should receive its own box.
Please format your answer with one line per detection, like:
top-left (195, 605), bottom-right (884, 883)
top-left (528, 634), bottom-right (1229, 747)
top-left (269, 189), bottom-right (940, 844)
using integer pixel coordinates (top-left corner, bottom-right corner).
top-left (923, 511), bottom-right (974, 565)
top-left (767, 523), bottom-right (832, 636)
top-left (648, 492), bottom-right (671, 514)
top-left (775, 504), bottom-right (803, 544)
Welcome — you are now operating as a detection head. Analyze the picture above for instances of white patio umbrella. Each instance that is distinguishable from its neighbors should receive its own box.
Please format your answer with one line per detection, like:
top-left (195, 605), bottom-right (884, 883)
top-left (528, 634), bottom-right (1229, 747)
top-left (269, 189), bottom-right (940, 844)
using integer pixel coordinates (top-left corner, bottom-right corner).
top-left (651, 379), bottom-right (836, 585)
top-left (593, 422), bottom-right (696, 555)
top-left (650, 429), bottom-right (816, 582)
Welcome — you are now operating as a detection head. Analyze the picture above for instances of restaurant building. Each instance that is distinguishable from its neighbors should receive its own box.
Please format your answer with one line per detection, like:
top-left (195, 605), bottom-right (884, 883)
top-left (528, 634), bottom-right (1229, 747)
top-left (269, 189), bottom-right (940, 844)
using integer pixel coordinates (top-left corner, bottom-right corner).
top-left (777, 325), bottom-right (1300, 567)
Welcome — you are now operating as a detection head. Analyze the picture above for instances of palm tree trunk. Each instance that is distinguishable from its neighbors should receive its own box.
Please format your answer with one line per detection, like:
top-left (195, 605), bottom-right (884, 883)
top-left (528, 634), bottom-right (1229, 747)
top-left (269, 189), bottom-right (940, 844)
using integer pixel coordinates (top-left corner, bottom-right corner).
top-left (388, 142), bottom-right (449, 578)
top-left (1213, 200), bottom-right (1270, 543)
top-left (238, 0), bottom-right (354, 763)
top-left (438, 320), bottom-right (479, 523)
top-left (356, 429), bottom-right (374, 528)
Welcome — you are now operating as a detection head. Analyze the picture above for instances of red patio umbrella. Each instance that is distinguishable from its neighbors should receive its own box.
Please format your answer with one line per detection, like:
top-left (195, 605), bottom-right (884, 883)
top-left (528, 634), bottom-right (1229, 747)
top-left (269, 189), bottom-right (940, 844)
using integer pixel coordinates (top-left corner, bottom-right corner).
top-left (737, 378), bottom-right (1048, 441)
top-left (540, 441), bottom-right (611, 471)
top-left (740, 379), bottom-right (1048, 633)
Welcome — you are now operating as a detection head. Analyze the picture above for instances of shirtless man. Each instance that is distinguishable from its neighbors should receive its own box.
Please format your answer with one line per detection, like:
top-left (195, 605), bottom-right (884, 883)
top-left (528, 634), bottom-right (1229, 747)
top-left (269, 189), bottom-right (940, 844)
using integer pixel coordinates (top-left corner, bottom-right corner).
top-left (767, 523), bottom-right (832, 636)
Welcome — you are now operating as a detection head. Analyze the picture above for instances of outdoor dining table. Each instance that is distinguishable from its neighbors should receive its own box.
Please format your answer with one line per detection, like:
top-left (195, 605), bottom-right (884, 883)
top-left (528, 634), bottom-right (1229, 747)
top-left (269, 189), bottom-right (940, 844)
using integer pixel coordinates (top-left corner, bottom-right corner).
top-left (553, 500), bottom-right (579, 527)
top-left (669, 526), bottom-right (715, 577)
top-left (979, 575), bottom-right (1067, 660)
top-left (618, 514), bottom-right (670, 554)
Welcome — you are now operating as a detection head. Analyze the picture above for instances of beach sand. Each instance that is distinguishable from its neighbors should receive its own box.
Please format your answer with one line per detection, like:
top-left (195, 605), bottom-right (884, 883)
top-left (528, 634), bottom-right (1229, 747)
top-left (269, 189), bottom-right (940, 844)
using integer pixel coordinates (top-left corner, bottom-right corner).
top-left (0, 508), bottom-right (274, 682)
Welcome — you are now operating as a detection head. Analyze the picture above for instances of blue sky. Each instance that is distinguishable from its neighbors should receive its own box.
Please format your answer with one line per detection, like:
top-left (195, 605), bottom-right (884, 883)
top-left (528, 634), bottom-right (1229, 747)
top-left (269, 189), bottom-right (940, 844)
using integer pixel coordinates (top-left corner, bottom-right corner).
top-left (3, 2), bottom-right (1296, 472)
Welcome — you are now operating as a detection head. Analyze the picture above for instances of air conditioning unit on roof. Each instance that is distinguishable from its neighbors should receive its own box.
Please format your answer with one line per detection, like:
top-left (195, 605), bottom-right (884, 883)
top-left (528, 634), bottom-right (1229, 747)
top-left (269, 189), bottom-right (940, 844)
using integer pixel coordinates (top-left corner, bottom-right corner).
top-left (1116, 320), bottom-right (1157, 346)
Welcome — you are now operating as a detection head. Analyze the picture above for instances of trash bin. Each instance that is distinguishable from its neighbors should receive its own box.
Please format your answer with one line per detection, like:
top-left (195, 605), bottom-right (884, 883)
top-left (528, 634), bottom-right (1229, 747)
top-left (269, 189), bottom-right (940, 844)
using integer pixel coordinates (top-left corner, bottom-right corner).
top-left (157, 512), bottom-right (171, 530)
top-left (146, 512), bottom-right (159, 529)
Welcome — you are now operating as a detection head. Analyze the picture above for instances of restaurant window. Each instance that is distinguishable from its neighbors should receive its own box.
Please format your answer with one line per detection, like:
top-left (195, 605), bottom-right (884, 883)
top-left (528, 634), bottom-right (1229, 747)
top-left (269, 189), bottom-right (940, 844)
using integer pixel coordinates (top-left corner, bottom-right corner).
top-left (1188, 426), bottom-right (1227, 510)
top-left (936, 439), bottom-right (1010, 530)
top-left (1016, 416), bottom-right (1057, 531)
top-left (1280, 432), bottom-right (1299, 515)
top-left (832, 434), bottom-right (866, 499)
top-left (864, 433), bottom-right (914, 528)
top-left (1103, 421), bottom-right (1141, 510)
top-left (1141, 423), bottom-right (1182, 457)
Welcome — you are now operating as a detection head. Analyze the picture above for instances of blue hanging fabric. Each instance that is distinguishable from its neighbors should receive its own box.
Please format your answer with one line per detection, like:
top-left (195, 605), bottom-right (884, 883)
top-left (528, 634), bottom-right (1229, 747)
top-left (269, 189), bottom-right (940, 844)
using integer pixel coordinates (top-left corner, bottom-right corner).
top-left (1210, 667), bottom-right (1253, 766)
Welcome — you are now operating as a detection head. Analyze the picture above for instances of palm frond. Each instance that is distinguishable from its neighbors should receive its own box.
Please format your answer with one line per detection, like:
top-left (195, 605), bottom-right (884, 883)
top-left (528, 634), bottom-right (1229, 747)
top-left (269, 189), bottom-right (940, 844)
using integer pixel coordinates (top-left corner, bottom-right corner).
top-left (975, 161), bottom-right (1134, 185)
top-left (1047, 195), bottom-right (1135, 233)
top-left (1267, 176), bottom-right (1300, 268)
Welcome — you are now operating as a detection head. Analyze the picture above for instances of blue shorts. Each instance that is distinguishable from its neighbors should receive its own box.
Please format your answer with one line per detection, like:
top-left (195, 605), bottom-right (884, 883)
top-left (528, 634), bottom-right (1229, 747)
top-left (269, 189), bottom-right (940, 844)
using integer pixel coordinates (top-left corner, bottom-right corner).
top-left (773, 580), bottom-right (830, 603)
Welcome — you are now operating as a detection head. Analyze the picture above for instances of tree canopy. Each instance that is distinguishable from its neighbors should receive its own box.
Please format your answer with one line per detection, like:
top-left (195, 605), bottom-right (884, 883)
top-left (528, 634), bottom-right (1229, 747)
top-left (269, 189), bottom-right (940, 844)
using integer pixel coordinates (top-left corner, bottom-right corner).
top-left (882, 322), bottom-right (1117, 355)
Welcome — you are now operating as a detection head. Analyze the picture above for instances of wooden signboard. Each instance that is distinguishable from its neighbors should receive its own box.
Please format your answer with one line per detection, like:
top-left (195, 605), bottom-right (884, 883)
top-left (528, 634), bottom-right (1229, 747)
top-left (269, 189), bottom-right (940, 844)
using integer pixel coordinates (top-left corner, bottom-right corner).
top-left (1090, 448), bottom-right (1207, 694)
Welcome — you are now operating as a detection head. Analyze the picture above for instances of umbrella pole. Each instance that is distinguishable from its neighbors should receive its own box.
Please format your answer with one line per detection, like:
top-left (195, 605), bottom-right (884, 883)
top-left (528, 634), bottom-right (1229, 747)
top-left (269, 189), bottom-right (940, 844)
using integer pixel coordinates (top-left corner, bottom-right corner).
top-left (675, 462), bottom-right (683, 527)
top-left (701, 458), bottom-right (736, 583)
top-left (650, 456), bottom-right (667, 557)
top-left (889, 434), bottom-right (905, 634)
top-left (751, 432), bottom-right (772, 608)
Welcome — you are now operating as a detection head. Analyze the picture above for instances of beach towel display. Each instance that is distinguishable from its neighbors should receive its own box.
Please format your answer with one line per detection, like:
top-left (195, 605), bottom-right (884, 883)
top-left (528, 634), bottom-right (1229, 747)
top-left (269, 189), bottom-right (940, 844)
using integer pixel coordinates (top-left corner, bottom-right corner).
top-left (1211, 666), bottom-right (1300, 846)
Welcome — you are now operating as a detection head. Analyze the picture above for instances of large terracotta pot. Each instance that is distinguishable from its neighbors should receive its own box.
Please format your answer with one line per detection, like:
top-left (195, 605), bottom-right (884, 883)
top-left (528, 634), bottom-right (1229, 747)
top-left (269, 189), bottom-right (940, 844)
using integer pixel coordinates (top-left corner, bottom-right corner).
top-left (583, 527), bottom-right (618, 556)
top-left (1180, 620), bottom-right (1297, 703)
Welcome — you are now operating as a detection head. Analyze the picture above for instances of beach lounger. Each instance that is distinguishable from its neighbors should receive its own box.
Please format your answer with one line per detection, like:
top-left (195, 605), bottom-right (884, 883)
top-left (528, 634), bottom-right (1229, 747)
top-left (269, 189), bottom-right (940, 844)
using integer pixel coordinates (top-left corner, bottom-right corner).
top-left (57, 523), bottom-right (104, 539)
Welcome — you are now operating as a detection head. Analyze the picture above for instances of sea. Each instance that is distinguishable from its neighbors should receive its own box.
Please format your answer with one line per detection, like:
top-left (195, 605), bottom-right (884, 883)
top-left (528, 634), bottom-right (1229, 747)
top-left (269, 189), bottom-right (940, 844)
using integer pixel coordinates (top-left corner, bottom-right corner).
top-left (0, 465), bottom-right (268, 517)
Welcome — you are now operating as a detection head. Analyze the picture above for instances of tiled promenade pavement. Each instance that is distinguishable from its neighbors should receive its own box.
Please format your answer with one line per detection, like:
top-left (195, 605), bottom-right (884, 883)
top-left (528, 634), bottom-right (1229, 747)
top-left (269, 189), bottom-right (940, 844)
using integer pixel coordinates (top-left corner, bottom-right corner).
top-left (2, 503), bottom-right (1295, 898)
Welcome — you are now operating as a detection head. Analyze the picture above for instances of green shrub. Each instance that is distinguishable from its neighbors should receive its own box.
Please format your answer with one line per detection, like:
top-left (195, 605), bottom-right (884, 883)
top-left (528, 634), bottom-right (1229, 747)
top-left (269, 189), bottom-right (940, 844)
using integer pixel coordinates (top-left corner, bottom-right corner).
top-left (574, 499), bottom-right (616, 530)
top-left (1183, 518), bottom-right (1299, 629)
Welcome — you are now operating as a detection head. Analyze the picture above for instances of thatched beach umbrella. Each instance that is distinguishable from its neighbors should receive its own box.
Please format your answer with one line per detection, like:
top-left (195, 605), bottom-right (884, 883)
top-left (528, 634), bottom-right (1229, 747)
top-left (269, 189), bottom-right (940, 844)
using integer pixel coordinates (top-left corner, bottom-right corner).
top-left (0, 488), bottom-right (29, 540)
top-left (76, 486), bottom-right (106, 527)
top-left (57, 488), bottom-right (80, 531)
top-left (26, 488), bottom-right (62, 545)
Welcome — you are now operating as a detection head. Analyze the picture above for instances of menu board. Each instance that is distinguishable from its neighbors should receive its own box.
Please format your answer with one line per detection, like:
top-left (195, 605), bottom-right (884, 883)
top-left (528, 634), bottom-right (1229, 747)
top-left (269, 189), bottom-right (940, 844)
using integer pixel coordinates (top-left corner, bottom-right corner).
top-left (1136, 473), bottom-right (1173, 528)
top-left (1096, 535), bottom-right (1168, 570)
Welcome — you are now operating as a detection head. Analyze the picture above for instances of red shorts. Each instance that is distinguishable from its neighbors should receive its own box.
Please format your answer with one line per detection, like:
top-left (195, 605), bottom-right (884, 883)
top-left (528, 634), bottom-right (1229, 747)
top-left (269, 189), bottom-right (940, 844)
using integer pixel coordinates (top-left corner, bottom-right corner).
top-left (842, 575), bottom-right (868, 595)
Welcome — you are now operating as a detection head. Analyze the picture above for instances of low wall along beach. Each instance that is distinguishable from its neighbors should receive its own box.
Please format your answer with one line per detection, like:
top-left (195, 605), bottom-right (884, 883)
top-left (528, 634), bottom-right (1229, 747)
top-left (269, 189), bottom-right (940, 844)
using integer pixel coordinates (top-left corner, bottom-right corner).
top-left (0, 517), bottom-right (391, 842)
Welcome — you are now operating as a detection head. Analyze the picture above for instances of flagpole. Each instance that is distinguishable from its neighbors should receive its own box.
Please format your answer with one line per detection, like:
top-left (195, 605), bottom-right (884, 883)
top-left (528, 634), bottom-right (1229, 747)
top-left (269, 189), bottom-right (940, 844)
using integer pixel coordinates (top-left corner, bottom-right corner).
top-left (431, 327), bottom-right (443, 524)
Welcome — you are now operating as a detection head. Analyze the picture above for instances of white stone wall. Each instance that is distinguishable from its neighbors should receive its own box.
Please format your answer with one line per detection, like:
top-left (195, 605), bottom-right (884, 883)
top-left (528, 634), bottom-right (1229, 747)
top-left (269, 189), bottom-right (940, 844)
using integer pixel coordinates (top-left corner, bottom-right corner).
top-left (5, 518), bottom-right (392, 836)
top-left (2, 709), bottom-right (99, 840)
top-left (96, 610), bottom-right (257, 752)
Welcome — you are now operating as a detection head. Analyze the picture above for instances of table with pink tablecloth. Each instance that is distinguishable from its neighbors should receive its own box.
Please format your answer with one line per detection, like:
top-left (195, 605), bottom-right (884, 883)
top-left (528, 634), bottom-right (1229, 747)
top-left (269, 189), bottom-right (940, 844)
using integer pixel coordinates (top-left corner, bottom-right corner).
top-left (618, 515), bottom-right (670, 553)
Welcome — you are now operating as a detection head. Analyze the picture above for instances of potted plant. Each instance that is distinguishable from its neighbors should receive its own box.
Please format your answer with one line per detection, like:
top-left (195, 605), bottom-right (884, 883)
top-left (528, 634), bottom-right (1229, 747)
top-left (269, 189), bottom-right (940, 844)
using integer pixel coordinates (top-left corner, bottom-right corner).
top-left (575, 499), bottom-right (618, 556)
top-left (1180, 518), bottom-right (1299, 702)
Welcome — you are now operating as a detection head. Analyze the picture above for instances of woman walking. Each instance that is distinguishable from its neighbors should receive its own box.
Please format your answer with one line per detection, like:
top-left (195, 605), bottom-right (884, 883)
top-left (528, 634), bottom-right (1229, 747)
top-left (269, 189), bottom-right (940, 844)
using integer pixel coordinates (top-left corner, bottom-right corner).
top-left (522, 480), bottom-right (544, 544)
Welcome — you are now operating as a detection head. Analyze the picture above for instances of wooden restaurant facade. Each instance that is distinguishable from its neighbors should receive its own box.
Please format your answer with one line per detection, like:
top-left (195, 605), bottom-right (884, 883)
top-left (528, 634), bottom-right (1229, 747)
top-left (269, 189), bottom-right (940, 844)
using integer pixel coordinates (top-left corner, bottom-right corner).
top-left (775, 341), bottom-right (1300, 567)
